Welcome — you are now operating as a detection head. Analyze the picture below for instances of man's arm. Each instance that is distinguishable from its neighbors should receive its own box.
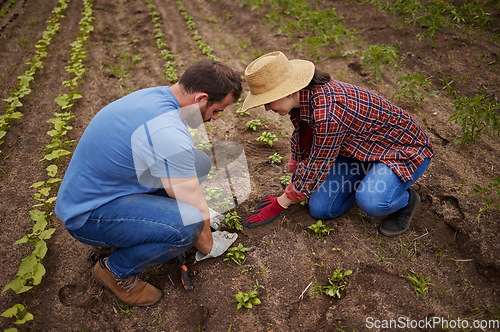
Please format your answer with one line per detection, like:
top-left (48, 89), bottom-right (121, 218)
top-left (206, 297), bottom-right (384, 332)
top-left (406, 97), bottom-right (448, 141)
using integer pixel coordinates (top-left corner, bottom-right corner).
top-left (161, 176), bottom-right (213, 255)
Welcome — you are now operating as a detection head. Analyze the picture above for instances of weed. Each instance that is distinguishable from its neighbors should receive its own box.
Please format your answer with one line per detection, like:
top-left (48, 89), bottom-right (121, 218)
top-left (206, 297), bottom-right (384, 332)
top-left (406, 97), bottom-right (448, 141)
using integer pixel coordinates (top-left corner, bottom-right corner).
top-left (398, 238), bottom-right (417, 260)
top-left (256, 132), bottom-right (278, 147)
top-left (308, 220), bottom-right (334, 240)
top-left (449, 94), bottom-right (500, 144)
top-left (468, 303), bottom-right (500, 320)
top-left (471, 176), bottom-right (500, 222)
top-left (433, 246), bottom-right (452, 264)
top-left (224, 243), bottom-right (250, 265)
top-left (221, 211), bottom-right (243, 231)
top-left (235, 290), bottom-right (261, 309)
top-left (407, 271), bottom-right (433, 298)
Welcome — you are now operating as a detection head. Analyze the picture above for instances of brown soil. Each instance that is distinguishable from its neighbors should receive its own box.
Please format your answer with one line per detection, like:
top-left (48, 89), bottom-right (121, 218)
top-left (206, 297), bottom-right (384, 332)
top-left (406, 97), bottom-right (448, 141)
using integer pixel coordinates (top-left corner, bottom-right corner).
top-left (1, 0), bottom-right (499, 331)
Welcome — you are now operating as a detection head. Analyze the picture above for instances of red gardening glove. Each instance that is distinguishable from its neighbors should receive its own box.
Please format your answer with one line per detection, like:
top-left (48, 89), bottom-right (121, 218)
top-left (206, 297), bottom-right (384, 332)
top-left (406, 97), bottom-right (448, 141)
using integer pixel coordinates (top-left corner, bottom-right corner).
top-left (242, 196), bottom-right (284, 229)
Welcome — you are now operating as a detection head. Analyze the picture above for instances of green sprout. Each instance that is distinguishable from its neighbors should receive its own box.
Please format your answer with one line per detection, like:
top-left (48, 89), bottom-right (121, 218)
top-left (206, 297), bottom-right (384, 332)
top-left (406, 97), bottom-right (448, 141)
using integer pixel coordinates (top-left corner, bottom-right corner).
top-left (224, 243), bottom-right (250, 265)
top-left (246, 119), bottom-right (262, 131)
top-left (268, 153), bottom-right (283, 165)
top-left (221, 211), bottom-right (243, 231)
top-left (308, 220), bottom-right (334, 240)
top-left (256, 132), bottom-right (278, 147)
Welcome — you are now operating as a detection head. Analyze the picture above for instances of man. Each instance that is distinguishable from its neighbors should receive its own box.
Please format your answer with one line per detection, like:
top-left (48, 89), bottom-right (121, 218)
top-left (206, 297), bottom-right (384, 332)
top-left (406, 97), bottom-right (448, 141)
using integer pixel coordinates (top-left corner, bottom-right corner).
top-left (55, 60), bottom-right (242, 306)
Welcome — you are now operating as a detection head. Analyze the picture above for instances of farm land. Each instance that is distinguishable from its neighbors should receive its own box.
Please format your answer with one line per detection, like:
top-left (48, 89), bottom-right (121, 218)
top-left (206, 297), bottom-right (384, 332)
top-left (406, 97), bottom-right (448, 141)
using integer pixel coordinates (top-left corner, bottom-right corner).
top-left (0, 0), bottom-right (499, 331)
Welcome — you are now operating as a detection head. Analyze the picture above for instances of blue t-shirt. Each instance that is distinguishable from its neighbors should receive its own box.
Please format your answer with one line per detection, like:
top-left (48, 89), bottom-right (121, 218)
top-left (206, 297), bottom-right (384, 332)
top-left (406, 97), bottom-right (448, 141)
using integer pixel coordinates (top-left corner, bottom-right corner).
top-left (55, 87), bottom-right (196, 230)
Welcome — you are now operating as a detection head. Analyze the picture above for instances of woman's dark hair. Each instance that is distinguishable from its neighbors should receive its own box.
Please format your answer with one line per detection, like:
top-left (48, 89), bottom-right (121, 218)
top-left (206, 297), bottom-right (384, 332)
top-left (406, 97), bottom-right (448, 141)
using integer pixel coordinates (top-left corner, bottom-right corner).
top-left (179, 60), bottom-right (242, 105)
top-left (305, 68), bottom-right (331, 90)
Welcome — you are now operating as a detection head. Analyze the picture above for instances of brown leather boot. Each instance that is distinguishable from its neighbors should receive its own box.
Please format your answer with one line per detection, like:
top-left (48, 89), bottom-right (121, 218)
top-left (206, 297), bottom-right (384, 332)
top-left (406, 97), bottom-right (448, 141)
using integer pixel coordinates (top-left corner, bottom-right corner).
top-left (92, 258), bottom-right (162, 306)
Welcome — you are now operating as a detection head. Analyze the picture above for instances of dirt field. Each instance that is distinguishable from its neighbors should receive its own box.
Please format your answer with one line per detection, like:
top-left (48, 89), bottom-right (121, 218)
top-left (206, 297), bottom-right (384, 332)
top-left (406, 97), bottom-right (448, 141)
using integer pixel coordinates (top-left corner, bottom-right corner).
top-left (0, 0), bottom-right (499, 331)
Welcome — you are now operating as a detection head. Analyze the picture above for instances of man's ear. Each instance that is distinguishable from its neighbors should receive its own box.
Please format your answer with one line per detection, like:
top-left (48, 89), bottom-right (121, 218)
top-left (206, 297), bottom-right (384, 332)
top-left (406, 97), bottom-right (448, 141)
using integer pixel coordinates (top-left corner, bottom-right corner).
top-left (194, 92), bottom-right (208, 103)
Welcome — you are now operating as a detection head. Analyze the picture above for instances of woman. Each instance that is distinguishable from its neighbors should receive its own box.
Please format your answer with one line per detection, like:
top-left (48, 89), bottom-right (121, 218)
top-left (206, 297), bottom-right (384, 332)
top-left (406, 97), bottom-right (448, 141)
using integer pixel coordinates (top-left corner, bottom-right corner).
top-left (241, 51), bottom-right (433, 237)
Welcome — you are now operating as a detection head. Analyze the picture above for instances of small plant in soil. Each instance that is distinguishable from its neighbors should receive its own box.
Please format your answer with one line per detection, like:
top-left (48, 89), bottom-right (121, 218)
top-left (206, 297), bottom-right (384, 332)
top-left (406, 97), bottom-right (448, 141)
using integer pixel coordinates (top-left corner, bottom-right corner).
top-left (449, 94), bottom-right (500, 144)
top-left (246, 119), bottom-right (262, 131)
top-left (308, 220), bottom-right (334, 240)
top-left (471, 176), bottom-right (500, 222)
top-left (315, 269), bottom-right (352, 299)
top-left (256, 132), bottom-right (278, 147)
top-left (205, 187), bottom-right (223, 202)
top-left (393, 73), bottom-right (438, 109)
top-left (235, 290), bottom-right (261, 310)
top-left (268, 153), bottom-right (282, 165)
top-left (221, 211), bottom-right (243, 231)
top-left (280, 175), bottom-right (291, 186)
top-left (224, 243), bottom-right (250, 265)
top-left (235, 107), bottom-right (250, 117)
top-left (1, 303), bottom-right (34, 325)
top-left (407, 271), bottom-right (433, 298)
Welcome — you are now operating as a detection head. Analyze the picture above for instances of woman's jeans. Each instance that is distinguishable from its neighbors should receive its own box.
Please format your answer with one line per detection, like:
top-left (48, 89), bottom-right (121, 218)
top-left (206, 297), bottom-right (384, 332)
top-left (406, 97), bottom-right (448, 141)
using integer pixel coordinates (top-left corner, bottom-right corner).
top-left (309, 155), bottom-right (431, 220)
top-left (67, 149), bottom-right (212, 278)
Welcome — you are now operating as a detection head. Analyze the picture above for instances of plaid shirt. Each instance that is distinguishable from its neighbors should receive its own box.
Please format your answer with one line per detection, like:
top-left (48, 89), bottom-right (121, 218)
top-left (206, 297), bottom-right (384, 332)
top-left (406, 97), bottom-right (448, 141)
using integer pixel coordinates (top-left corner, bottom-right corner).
top-left (289, 79), bottom-right (434, 198)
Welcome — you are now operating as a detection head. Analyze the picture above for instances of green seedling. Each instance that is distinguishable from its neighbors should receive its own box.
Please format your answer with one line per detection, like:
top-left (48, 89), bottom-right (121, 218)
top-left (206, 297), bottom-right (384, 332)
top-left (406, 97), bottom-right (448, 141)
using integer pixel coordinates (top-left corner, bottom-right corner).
top-left (235, 290), bottom-right (261, 309)
top-left (235, 107), bottom-right (250, 117)
top-left (205, 187), bottom-right (223, 202)
top-left (322, 269), bottom-right (352, 299)
top-left (224, 243), bottom-right (250, 265)
top-left (407, 272), bottom-right (433, 298)
top-left (268, 153), bottom-right (282, 165)
top-left (308, 220), bottom-right (334, 240)
top-left (246, 119), bottom-right (262, 131)
top-left (258, 0), bottom-right (354, 59)
top-left (346, 45), bottom-right (399, 82)
top-left (279, 175), bottom-right (291, 186)
top-left (221, 211), bottom-right (243, 231)
top-left (256, 132), bottom-right (278, 147)
top-left (394, 73), bottom-right (438, 109)
top-left (449, 94), bottom-right (500, 144)
top-left (1, 303), bottom-right (34, 325)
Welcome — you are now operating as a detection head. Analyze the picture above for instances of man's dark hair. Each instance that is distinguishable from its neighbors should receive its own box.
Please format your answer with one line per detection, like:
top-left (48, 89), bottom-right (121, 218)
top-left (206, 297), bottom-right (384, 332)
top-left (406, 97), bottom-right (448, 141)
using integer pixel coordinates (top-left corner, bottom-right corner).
top-left (305, 68), bottom-right (331, 90)
top-left (179, 60), bottom-right (242, 105)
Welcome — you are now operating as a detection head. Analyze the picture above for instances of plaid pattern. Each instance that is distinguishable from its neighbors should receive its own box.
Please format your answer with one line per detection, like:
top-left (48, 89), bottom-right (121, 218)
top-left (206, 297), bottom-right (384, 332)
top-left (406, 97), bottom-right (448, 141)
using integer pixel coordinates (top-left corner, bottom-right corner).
top-left (289, 79), bottom-right (434, 198)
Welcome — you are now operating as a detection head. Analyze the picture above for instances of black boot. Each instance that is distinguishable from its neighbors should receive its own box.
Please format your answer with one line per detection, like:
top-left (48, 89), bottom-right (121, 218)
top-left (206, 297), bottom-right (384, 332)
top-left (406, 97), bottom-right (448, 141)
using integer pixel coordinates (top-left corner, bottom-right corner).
top-left (379, 189), bottom-right (421, 237)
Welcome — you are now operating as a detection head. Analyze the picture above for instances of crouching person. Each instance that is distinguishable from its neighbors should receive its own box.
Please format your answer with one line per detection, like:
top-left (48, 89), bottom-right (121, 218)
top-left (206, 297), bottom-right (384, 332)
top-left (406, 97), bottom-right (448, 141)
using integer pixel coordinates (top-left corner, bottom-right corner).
top-left (55, 60), bottom-right (242, 306)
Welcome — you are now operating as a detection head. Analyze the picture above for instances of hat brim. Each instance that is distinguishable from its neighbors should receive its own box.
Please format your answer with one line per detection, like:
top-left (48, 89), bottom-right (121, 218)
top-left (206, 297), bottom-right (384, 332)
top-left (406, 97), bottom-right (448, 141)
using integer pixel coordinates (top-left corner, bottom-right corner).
top-left (242, 59), bottom-right (315, 112)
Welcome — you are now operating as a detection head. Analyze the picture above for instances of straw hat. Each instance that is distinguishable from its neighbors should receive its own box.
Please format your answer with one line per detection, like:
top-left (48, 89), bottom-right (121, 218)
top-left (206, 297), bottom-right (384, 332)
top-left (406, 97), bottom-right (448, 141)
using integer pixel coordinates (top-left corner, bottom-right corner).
top-left (242, 51), bottom-right (315, 112)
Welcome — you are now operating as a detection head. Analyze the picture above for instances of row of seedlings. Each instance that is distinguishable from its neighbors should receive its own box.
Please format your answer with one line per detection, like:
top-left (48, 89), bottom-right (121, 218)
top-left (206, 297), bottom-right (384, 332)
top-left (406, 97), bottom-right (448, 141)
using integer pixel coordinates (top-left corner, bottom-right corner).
top-left (146, 0), bottom-right (179, 83)
top-left (1, 1), bottom-right (95, 330)
top-left (176, 0), bottom-right (218, 60)
top-left (0, 0), bottom-right (70, 154)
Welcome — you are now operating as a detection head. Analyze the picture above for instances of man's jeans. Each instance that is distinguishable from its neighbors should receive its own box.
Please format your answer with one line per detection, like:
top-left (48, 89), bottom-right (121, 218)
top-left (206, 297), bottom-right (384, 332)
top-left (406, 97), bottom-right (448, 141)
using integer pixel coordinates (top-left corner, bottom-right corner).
top-left (309, 155), bottom-right (431, 220)
top-left (67, 149), bottom-right (211, 278)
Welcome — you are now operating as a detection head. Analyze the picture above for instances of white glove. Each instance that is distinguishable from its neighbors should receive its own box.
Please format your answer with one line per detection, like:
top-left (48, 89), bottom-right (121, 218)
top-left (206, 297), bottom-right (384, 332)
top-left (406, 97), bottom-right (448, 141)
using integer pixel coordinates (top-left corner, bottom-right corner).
top-left (195, 231), bottom-right (238, 261)
top-left (209, 208), bottom-right (224, 231)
